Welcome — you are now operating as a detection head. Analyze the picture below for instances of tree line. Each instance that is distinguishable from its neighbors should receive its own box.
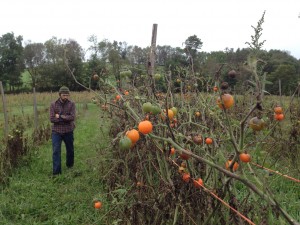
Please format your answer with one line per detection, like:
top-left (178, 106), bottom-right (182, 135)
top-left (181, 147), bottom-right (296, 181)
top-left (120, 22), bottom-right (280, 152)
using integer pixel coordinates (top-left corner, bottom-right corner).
top-left (0, 32), bottom-right (299, 95)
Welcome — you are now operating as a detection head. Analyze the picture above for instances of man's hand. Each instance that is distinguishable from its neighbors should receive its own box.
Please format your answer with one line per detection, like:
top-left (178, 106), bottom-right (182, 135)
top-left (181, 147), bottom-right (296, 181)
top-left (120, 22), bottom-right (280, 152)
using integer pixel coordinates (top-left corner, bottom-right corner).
top-left (55, 114), bottom-right (60, 119)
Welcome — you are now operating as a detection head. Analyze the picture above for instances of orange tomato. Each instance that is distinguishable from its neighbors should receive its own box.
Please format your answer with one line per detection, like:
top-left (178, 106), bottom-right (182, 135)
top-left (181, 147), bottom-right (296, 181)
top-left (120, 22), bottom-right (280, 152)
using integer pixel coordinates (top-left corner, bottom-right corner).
top-left (182, 173), bottom-right (190, 183)
top-left (193, 178), bottom-right (204, 188)
top-left (239, 153), bottom-right (251, 163)
top-left (213, 86), bottom-right (218, 92)
top-left (116, 95), bottom-right (121, 100)
top-left (94, 201), bottom-right (102, 209)
top-left (225, 160), bottom-right (239, 172)
top-left (274, 106), bottom-right (283, 114)
top-left (138, 120), bottom-right (153, 134)
top-left (274, 113), bottom-right (284, 121)
top-left (126, 129), bottom-right (140, 143)
top-left (217, 94), bottom-right (234, 109)
top-left (205, 138), bottom-right (213, 145)
top-left (170, 147), bottom-right (175, 155)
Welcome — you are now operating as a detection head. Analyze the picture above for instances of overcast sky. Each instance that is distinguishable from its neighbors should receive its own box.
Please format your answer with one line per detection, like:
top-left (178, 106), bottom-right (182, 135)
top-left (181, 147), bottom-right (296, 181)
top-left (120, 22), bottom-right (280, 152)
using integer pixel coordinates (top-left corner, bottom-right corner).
top-left (1, 0), bottom-right (300, 59)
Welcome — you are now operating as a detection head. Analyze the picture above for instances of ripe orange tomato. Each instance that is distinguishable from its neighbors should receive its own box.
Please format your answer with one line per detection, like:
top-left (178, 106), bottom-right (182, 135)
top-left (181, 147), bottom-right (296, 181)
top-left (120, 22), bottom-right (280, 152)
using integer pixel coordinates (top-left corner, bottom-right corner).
top-left (94, 201), bottom-right (102, 209)
top-left (115, 95), bottom-right (121, 101)
top-left (239, 153), bottom-right (251, 163)
top-left (274, 113), bottom-right (284, 121)
top-left (126, 129), bottom-right (140, 143)
top-left (182, 173), bottom-right (190, 183)
top-left (170, 147), bottom-right (175, 155)
top-left (213, 86), bottom-right (218, 92)
top-left (225, 160), bottom-right (239, 172)
top-left (274, 106), bottom-right (283, 114)
top-left (205, 138), bottom-right (213, 145)
top-left (217, 94), bottom-right (234, 109)
top-left (193, 178), bottom-right (204, 188)
top-left (138, 120), bottom-right (153, 134)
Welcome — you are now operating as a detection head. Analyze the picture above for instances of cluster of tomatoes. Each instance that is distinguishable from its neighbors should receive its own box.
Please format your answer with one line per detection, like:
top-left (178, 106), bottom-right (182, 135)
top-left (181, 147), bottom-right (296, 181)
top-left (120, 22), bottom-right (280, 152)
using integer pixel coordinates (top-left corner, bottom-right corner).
top-left (119, 120), bottom-right (153, 150)
top-left (274, 106), bottom-right (284, 121)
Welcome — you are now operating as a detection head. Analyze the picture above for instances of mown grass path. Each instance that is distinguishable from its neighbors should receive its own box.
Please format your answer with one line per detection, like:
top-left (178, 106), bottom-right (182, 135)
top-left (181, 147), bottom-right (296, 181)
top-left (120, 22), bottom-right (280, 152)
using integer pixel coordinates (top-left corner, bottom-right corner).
top-left (0, 103), bottom-right (110, 225)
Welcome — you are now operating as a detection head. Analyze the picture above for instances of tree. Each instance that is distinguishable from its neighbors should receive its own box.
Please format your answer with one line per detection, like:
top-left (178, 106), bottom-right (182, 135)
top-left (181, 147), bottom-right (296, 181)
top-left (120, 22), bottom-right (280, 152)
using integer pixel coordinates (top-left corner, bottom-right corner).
top-left (267, 64), bottom-right (299, 95)
top-left (184, 35), bottom-right (203, 74)
top-left (0, 32), bottom-right (24, 91)
top-left (64, 39), bottom-right (85, 90)
top-left (24, 42), bottom-right (46, 88)
top-left (37, 37), bottom-right (84, 91)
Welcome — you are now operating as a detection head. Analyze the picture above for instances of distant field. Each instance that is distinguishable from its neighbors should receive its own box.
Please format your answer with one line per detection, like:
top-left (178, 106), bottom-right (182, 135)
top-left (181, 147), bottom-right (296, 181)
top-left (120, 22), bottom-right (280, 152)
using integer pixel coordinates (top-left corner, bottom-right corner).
top-left (21, 70), bottom-right (32, 89)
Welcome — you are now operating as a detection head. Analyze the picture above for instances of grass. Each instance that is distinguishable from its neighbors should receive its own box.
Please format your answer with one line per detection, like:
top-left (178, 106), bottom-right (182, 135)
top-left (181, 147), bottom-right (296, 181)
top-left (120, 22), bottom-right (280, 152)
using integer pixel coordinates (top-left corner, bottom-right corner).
top-left (0, 103), bottom-right (111, 225)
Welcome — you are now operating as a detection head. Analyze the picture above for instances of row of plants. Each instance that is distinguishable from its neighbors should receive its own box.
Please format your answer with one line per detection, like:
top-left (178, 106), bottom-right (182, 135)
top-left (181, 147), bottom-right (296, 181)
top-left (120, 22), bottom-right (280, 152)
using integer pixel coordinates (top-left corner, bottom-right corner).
top-left (65, 14), bottom-right (299, 223)
top-left (67, 49), bottom-right (300, 224)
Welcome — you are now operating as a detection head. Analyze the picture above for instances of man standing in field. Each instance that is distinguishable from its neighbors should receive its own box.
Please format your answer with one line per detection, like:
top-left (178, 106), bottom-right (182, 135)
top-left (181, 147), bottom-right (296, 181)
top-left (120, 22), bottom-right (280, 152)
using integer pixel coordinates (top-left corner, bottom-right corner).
top-left (49, 86), bottom-right (76, 176)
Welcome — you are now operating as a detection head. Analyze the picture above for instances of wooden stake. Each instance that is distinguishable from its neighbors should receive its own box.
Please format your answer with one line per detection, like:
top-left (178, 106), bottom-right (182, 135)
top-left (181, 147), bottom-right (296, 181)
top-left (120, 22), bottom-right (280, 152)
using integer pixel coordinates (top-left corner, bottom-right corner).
top-left (0, 81), bottom-right (9, 139)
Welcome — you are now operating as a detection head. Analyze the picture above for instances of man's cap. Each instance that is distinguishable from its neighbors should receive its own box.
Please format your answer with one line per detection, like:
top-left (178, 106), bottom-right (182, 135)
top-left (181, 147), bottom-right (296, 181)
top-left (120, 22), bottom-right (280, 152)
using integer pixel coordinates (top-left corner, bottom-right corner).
top-left (59, 86), bottom-right (70, 94)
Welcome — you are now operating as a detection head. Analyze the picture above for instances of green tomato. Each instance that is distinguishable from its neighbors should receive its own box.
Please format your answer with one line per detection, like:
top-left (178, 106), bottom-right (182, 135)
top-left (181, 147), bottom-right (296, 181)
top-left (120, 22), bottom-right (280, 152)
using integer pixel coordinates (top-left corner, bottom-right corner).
top-left (119, 136), bottom-right (132, 150)
top-left (154, 73), bottom-right (162, 80)
top-left (170, 107), bottom-right (178, 116)
top-left (142, 102), bottom-right (152, 113)
top-left (151, 105), bottom-right (162, 115)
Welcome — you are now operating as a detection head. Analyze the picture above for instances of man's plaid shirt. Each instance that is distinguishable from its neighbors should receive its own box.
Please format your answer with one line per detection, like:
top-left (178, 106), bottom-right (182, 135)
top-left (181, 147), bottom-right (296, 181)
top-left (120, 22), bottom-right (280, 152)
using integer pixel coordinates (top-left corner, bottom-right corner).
top-left (50, 98), bottom-right (76, 134)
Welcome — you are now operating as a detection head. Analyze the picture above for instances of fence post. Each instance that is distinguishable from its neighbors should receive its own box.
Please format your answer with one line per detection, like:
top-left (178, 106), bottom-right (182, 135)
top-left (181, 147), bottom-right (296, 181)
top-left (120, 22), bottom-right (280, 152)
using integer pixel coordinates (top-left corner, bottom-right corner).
top-left (0, 81), bottom-right (9, 139)
top-left (147, 24), bottom-right (158, 95)
top-left (33, 87), bottom-right (38, 130)
top-left (148, 23), bottom-right (158, 77)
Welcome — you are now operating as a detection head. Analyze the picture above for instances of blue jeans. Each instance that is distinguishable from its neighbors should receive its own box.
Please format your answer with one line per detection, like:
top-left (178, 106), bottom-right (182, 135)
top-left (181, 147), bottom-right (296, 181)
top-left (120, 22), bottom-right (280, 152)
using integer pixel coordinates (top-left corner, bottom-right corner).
top-left (52, 131), bottom-right (74, 175)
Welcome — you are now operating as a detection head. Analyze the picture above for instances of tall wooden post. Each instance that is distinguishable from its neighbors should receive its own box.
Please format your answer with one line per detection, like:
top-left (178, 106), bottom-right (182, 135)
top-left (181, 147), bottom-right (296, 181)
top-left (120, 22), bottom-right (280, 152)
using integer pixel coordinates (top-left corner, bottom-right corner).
top-left (0, 81), bottom-right (9, 139)
top-left (148, 24), bottom-right (158, 77)
top-left (33, 87), bottom-right (38, 130)
top-left (147, 24), bottom-right (158, 95)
